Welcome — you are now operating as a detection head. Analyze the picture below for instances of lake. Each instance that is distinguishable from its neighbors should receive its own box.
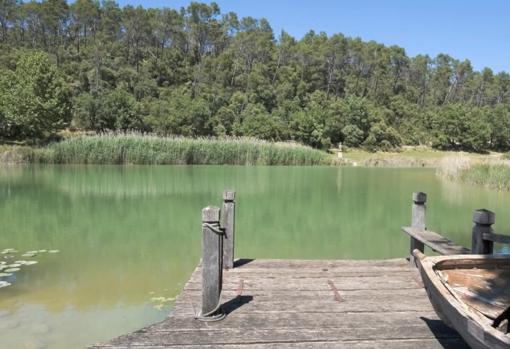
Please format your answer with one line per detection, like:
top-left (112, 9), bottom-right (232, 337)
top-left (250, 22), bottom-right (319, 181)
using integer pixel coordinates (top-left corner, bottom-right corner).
top-left (1, 165), bottom-right (510, 348)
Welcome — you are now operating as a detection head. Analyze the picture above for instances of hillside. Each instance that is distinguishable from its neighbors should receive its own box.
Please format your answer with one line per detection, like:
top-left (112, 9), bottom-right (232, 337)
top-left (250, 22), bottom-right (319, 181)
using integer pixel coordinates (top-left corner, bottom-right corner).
top-left (1, 1), bottom-right (510, 152)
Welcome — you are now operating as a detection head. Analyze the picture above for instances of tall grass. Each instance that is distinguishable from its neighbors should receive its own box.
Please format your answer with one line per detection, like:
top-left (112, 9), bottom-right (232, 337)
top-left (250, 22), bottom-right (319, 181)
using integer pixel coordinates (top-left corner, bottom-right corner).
top-left (0, 145), bottom-right (45, 163)
top-left (460, 163), bottom-right (510, 191)
top-left (437, 156), bottom-right (510, 191)
top-left (40, 134), bottom-right (333, 166)
top-left (436, 156), bottom-right (472, 180)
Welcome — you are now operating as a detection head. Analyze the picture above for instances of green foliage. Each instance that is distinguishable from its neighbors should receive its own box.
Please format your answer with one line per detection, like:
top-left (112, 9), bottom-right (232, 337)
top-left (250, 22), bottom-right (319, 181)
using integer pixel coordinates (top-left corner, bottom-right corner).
top-left (0, 51), bottom-right (71, 142)
top-left (74, 89), bottom-right (142, 131)
top-left (340, 96), bottom-right (379, 148)
top-left (146, 88), bottom-right (210, 136)
top-left (488, 105), bottom-right (510, 150)
top-left (0, 1), bottom-right (509, 152)
top-left (363, 121), bottom-right (402, 151)
top-left (235, 103), bottom-right (283, 140)
top-left (431, 104), bottom-right (491, 152)
top-left (43, 134), bottom-right (333, 165)
top-left (341, 124), bottom-right (365, 147)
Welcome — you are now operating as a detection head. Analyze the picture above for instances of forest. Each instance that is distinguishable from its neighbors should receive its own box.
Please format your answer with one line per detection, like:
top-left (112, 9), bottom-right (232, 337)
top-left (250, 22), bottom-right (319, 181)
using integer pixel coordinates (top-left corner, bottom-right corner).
top-left (1, 0), bottom-right (510, 152)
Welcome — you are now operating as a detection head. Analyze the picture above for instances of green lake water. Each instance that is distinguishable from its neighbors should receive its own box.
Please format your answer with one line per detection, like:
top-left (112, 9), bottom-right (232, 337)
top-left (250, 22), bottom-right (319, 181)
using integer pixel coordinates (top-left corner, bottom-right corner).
top-left (1, 165), bottom-right (510, 348)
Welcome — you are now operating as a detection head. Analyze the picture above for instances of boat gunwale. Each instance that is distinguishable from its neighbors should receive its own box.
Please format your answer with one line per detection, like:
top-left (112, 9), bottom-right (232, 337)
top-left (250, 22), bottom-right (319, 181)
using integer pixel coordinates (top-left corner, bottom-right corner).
top-left (431, 254), bottom-right (510, 271)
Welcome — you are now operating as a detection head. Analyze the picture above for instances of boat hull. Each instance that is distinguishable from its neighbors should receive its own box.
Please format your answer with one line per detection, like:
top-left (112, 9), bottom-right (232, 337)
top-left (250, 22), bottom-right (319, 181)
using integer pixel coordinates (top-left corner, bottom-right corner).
top-left (416, 254), bottom-right (510, 349)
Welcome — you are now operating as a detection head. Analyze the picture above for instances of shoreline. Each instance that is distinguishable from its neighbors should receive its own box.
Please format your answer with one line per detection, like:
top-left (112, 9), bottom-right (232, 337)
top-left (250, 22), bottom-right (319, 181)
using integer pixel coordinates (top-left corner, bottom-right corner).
top-left (341, 148), bottom-right (502, 168)
top-left (0, 141), bottom-right (503, 168)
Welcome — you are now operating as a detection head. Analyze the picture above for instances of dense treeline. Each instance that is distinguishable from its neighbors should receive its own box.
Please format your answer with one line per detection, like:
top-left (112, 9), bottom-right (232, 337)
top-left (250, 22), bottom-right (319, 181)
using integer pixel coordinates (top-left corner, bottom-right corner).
top-left (1, 0), bottom-right (510, 151)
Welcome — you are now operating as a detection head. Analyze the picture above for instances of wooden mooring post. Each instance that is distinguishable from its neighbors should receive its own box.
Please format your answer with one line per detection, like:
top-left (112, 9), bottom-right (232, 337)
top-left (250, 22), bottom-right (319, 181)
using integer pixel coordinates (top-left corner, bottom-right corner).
top-left (200, 206), bottom-right (224, 320)
top-left (221, 190), bottom-right (235, 270)
top-left (472, 209), bottom-right (495, 254)
top-left (409, 192), bottom-right (426, 266)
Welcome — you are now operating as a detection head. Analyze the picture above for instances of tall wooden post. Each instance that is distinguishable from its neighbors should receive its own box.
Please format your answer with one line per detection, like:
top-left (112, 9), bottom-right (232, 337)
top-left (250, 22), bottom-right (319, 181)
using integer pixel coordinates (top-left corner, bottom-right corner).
top-left (472, 209), bottom-right (495, 255)
top-left (201, 206), bottom-right (223, 317)
top-left (222, 190), bottom-right (235, 270)
top-left (410, 192), bottom-right (427, 266)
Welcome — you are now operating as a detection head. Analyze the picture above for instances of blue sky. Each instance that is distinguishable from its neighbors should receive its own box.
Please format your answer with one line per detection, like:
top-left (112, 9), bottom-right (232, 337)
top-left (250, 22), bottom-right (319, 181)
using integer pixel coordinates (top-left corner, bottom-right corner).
top-left (116, 0), bottom-right (510, 73)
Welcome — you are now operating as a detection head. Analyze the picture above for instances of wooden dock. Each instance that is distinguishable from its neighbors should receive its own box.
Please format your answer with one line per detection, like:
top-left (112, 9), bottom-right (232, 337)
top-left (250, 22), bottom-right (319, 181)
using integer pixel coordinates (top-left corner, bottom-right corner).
top-left (91, 258), bottom-right (467, 348)
top-left (89, 190), bottom-right (510, 348)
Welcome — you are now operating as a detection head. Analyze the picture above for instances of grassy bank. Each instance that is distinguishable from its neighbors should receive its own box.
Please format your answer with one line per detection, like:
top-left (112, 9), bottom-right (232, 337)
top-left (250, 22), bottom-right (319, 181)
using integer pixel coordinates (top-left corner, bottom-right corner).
top-left (35, 134), bottom-right (334, 166)
top-left (343, 147), bottom-right (498, 167)
top-left (438, 156), bottom-right (510, 191)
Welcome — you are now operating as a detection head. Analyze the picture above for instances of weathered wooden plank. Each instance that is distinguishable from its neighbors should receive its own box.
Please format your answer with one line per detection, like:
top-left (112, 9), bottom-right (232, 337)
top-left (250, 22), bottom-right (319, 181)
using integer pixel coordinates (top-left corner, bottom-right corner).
top-left (190, 270), bottom-right (417, 282)
top-left (483, 232), bottom-right (510, 244)
top-left (104, 324), bottom-right (462, 346)
top-left (152, 311), bottom-right (445, 330)
top-left (233, 258), bottom-right (409, 269)
top-left (171, 295), bottom-right (436, 316)
top-left (173, 287), bottom-right (429, 301)
top-left (225, 264), bottom-right (415, 273)
top-left (223, 268), bottom-right (417, 277)
top-left (188, 264), bottom-right (419, 280)
top-left (402, 227), bottom-right (470, 255)
top-left (185, 275), bottom-right (423, 291)
top-left (230, 262), bottom-right (413, 268)
top-left (173, 275), bottom-right (433, 315)
top-left (91, 338), bottom-right (468, 349)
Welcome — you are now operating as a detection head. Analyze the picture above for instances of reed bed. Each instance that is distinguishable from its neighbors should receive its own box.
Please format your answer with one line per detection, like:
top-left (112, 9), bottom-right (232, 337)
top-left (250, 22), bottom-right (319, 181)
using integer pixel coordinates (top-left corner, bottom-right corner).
top-left (460, 163), bottom-right (510, 191)
top-left (40, 134), bottom-right (333, 166)
top-left (436, 156), bottom-right (472, 180)
top-left (0, 145), bottom-right (45, 163)
top-left (437, 156), bottom-right (510, 191)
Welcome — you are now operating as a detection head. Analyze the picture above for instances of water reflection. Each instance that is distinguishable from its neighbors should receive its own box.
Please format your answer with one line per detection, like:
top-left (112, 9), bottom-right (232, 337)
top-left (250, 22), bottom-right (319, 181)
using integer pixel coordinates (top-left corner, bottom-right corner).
top-left (0, 165), bottom-right (510, 348)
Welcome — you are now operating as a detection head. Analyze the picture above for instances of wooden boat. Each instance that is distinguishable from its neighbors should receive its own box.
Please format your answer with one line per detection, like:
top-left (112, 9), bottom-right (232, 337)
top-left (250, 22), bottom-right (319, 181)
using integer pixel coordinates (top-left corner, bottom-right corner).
top-left (413, 250), bottom-right (510, 349)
